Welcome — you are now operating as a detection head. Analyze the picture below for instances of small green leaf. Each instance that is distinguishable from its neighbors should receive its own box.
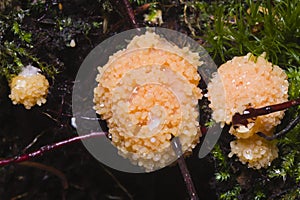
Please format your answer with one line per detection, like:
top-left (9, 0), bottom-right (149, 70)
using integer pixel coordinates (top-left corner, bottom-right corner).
top-left (23, 33), bottom-right (32, 43)
top-left (12, 21), bottom-right (20, 34)
top-left (215, 171), bottom-right (230, 182)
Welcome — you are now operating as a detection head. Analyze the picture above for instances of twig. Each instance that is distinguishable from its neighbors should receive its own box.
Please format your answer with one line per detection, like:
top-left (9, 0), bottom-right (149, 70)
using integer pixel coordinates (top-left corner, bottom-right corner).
top-left (42, 111), bottom-right (61, 124)
top-left (183, 4), bottom-right (196, 36)
top-left (122, 0), bottom-right (138, 28)
top-left (80, 116), bottom-right (101, 120)
top-left (268, 183), bottom-right (300, 199)
top-left (172, 137), bottom-right (199, 200)
top-left (232, 98), bottom-right (300, 127)
top-left (19, 161), bottom-right (69, 190)
top-left (0, 132), bottom-right (107, 167)
top-left (22, 133), bottom-right (44, 153)
top-left (257, 114), bottom-right (300, 140)
top-left (11, 192), bottom-right (28, 200)
top-left (101, 165), bottom-right (134, 200)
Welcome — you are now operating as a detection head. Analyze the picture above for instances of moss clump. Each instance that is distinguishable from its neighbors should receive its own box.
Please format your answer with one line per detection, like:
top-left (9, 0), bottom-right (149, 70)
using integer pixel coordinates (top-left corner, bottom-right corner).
top-left (200, 0), bottom-right (300, 67)
top-left (0, 8), bottom-right (58, 81)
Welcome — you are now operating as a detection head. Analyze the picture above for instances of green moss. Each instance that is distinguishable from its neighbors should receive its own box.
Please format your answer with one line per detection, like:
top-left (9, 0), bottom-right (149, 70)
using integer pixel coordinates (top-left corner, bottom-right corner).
top-left (203, 0), bottom-right (300, 67)
top-left (204, 119), bottom-right (215, 128)
top-left (274, 66), bottom-right (300, 185)
top-left (220, 185), bottom-right (241, 200)
top-left (0, 7), bottom-right (58, 81)
top-left (56, 16), bottom-right (95, 45)
top-left (287, 67), bottom-right (300, 100)
top-left (129, 0), bottom-right (171, 6)
top-left (281, 187), bottom-right (300, 200)
top-left (254, 190), bottom-right (266, 200)
top-left (12, 21), bottom-right (32, 43)
top-left (212, 144), bottom-right (228, 169)
top-left (215, 171), bottom-right (231, 182)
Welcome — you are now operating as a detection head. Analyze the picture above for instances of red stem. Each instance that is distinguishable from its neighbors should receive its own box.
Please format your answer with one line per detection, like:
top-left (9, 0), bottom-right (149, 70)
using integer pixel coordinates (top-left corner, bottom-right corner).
top-left (0, 132), bottom-right (107, 167)
top-left (172, 137), bottom-right (199, 200)
top-left (232, 98), bottom-right (300, 126)
top-left (122, 0), bottom-right (138, 28)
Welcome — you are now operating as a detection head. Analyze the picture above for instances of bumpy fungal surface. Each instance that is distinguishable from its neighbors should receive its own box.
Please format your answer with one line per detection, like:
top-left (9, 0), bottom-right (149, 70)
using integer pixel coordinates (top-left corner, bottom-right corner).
top-left (207, 53), bottom-right (289, 169)
top-left (208, 53), bottom-right (288, 138)
top-left (229, 135), bottom-right (278, 169)
top-left (93, 32), bottom-right (202, 171)
top-left (9, 65), bottom-right (49, 109)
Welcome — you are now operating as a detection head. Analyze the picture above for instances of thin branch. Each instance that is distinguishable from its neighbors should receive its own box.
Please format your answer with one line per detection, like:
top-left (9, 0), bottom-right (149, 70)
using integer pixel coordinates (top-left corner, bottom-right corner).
top-left (172, 137), bottom-right (199, 200)
top-left (256, 114), bottom-right (300, 140)
top-left (22, 133), bottom-right (44, 153)
top-left (0, 132), bottom-right (107, 167)
top-left (19, 161), bottom-right (69, 190)
top-left (232, 98), bottom-right (300, 127)
top-left (122, 0), bottom-right (139, 28)
top-left (11, 192), bottom-right (29, 200)
top-left (101, 165), bottom-right (134, 200)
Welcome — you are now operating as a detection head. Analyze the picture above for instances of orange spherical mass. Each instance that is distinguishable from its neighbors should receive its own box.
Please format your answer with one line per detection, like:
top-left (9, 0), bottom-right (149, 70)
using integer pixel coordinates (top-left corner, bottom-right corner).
top-left (9, 66), bottom-right (49, 109)
top-left (207, 53), bottom-right (288, 169)
top-left (93, 32), bottom-right (202, 171)
top-left (208, 53), bottom-right (288, 139)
